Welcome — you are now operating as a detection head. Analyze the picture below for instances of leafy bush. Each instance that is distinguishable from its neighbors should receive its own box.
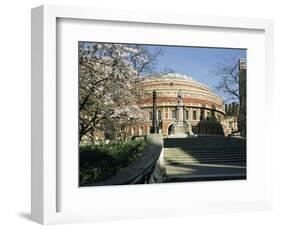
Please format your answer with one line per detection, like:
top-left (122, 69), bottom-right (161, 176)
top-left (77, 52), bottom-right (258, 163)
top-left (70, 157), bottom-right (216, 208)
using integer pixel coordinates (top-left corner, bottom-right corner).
top-left (79, 139), bottom-right (146, 185)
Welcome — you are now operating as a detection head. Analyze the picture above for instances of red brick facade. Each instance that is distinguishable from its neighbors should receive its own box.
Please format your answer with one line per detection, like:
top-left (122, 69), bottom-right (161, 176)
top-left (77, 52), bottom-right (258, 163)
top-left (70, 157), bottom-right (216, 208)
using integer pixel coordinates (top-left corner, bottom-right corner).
top-left (129, 75), bottom-right (237, 137)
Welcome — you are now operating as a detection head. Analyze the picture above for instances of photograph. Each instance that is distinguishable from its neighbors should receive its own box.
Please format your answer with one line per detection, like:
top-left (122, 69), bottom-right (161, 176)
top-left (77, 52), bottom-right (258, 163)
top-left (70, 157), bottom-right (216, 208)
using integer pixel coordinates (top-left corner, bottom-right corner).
top-left (78, 42), bottom-right (247, 186)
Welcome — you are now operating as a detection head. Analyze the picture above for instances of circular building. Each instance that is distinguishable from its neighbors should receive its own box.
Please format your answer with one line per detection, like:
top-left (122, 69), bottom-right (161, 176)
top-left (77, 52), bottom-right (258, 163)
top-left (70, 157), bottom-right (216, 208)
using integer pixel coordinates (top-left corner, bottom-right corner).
top-left (129, 73), bottom-right (237, 137)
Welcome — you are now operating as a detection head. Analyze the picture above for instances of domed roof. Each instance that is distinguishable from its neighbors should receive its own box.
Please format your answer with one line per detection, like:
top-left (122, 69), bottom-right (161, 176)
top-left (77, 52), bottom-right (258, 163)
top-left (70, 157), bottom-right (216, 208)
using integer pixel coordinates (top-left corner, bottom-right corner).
top-left (148, 73), bottom-right (193, 81)
top-left (140, 73), bottom-right (224, 111)
top-left (142, 73), bottom-right (212, 93)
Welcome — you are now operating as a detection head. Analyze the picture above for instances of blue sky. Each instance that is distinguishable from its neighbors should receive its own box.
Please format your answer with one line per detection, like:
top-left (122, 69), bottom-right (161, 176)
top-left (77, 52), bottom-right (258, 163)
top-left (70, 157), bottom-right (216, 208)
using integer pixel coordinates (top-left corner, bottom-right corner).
top-left (145, 45), bottom-right (246, 101)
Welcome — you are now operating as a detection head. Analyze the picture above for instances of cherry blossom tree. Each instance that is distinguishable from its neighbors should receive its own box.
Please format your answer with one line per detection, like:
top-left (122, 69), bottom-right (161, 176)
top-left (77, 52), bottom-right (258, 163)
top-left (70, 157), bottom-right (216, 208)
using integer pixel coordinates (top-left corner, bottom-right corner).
top-left (79, 42), bottom-right (161, 141)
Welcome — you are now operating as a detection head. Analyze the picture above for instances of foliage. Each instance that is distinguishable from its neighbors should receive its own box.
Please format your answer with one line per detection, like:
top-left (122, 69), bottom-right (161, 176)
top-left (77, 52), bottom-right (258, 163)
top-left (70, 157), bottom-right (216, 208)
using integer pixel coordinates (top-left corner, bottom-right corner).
top-left (79, 139), bottom-right (146, 185)
top-left (79, 42), bottom-right (162, 141)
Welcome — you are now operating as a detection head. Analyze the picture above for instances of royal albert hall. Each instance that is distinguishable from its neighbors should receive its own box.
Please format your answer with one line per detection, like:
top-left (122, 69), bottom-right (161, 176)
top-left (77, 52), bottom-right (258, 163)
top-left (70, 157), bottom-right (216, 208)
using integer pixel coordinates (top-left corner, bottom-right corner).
top-left (128, 74), bottom-right (237, 137)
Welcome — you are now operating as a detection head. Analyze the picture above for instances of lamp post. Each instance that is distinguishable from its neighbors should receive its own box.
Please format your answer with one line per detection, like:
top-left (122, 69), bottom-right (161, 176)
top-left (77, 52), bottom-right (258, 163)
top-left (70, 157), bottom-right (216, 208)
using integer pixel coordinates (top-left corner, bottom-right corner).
top-left (150, 90), bottom-right (158, 134)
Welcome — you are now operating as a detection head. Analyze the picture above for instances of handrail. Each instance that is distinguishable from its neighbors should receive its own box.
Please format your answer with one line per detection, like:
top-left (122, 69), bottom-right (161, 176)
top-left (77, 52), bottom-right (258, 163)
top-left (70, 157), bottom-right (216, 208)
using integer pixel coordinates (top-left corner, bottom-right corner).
top-left (83, 134), bottom-right (164, 186)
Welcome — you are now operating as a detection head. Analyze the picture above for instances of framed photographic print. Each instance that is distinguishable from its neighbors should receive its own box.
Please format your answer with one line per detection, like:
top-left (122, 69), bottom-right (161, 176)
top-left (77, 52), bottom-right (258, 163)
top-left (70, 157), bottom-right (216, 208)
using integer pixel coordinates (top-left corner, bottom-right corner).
top-left (31, 5), bottom-right (274, 225)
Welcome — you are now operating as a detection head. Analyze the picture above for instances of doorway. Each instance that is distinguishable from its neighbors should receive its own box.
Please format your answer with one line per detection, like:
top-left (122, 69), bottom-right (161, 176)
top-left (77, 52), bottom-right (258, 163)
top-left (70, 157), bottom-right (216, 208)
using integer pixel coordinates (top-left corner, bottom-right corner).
top-left (168, 124), bottom-right (175, 135)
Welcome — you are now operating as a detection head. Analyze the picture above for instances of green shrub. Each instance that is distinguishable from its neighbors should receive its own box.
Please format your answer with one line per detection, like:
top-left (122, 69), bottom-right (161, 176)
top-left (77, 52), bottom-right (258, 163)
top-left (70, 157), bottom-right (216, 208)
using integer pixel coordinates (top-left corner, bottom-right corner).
top-left (79, 139), bottom-right (146, 185)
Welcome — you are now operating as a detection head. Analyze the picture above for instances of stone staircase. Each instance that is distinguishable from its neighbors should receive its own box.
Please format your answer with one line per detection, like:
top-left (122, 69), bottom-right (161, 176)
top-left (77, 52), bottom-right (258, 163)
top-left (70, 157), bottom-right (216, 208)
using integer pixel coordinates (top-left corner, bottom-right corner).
top-left (163, 136), bottom-right (246, 182)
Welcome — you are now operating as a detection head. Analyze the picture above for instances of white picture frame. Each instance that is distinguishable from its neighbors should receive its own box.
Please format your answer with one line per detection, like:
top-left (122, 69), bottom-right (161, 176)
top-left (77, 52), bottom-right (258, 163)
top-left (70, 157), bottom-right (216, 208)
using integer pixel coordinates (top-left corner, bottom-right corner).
top-left (31, 5), bottom-right (274, 225)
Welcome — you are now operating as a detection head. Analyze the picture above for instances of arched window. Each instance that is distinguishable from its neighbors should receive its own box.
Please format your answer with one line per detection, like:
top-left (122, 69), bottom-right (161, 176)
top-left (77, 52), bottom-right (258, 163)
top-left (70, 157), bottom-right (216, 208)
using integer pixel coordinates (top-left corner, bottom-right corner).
top-left (193, 110), bottom-right (197, 120)
top-left (149, 111), bottom-right (152, 120)
top-left (172, 110), bottom-right (176, 119)
top-left (158, 110), bottom-right (162, 121)
top-left (211, 105), bottom-right (216, 119)
top-left (206, 111), bottom-right (210, 121)
top-left (139, 127), bottom-right (144, 136)
top-left (185, 110), bottom-right (189, 120)
top-left (200, 110), bottom-right (204, 121)
top-left (131, 127), bottom-right (136, 136)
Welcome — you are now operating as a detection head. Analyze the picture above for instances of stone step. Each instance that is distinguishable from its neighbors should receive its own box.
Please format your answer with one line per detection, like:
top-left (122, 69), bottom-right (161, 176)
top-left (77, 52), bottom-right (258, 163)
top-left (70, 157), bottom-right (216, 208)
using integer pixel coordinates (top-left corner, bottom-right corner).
top-left (164, 150), bottom-right (246, 154)
top-left (165, 155), bottom-right (246, 160)
top-left (165, 154), bottom-right (245, 158)
top-left (164, 142), bottom-right (245, 145)
top-left (164, 138), bottom-right (245, 141)
top-left (164, 152), bottom-right (245, 156)
top-left (164, 142), bottom-right (246, 146)
top-left (165, 159), bottom-right (246, 164)
top-left (164, 141), bottom-right (246, 147)
top-left (164, 149), bottom-right (246, 155)
top-left (164, 155), bottom-right (246, 160)
top-left (165, 159), bottom-right (246, 163)
top-left (164, 138), bottom-right (245, 143)
top-left (165, 147), bottom-right (245, 150)
top-left (164, 157), bottom-right (246, 163)
top-left (165, 174), bottom-right (246, 182)
top-left (165, 153), bottom-right (246, 156)
top-left (164, 154), bottom-right (246, 158)
top-left (165, 146), bottom-right (245, 148)
top-left (164, 136), bottom-right (245, 140)
top-left (165, 144), bottom-right (246, 147)
top-left (164, 143), bottom-right (246, 147)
